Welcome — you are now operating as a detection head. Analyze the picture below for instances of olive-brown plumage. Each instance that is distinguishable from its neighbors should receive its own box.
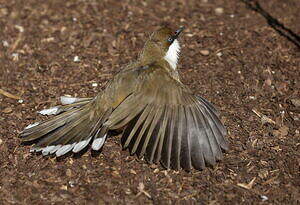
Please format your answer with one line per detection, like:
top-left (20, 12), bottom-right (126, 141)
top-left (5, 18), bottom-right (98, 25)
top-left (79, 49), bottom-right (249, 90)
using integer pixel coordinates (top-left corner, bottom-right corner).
top-left (20, 26), bottom-right (228, 171)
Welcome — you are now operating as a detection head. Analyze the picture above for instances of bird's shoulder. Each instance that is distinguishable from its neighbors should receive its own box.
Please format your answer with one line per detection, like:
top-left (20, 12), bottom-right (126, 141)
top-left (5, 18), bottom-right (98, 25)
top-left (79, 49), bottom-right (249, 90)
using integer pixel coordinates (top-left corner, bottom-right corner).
top-left (135, 62), bottom-right (192, 96)
top-left (100, 60), bottom-right (192, 108)
top-left (123, 60), bottom-right (187, 88)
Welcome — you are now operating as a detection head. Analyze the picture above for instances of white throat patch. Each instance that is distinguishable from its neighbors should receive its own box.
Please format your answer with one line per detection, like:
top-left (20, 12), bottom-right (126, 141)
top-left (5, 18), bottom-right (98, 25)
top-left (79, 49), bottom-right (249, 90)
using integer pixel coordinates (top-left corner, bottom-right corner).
top-left (164, 39), bottom-right (180, 70)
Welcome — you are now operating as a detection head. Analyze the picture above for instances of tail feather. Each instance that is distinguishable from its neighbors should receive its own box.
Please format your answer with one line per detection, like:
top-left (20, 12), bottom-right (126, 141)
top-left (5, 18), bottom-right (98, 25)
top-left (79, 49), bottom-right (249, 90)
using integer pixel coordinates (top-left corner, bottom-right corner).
top-left (21, 107), bottom-right (87, 141)
top-left (56, 143), bottom-right (76, 157)
top-left (60, 96), bottom-right (92, 105)
top-left (73, 137), bottom-right (92, 153)
top-left (92, 133), bottom-right (107, 150)
top-left (38, 96), bottom-right (92, 116)
top-left (35, 110), bottom-right (90, 147)
top-left (21, 96), bottom-right (110, 156)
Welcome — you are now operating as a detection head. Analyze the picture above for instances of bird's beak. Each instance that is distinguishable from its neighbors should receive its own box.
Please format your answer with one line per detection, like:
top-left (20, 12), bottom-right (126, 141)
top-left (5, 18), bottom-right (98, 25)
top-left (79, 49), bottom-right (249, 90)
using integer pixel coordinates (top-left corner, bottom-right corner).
top-left (173, 26), bottom-right (185, 39)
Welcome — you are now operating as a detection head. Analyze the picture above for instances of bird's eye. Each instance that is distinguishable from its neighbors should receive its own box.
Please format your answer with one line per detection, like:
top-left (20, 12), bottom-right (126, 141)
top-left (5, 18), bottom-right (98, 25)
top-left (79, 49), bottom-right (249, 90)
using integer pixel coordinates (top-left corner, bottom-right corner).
top-left (167, 37), bottom-right (173, 43)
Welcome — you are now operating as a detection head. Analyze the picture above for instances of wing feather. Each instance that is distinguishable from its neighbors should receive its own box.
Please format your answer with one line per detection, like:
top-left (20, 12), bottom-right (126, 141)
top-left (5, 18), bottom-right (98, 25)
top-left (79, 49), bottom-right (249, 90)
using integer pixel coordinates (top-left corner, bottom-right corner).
top-left (170, 106), bottom-right (180, 170)
top-left (107, 64), bottom-right (228, 170)
top-left (189, 107), bottom-right (206, 170)
top-left (161, 107), bottom-right (175, 169)
top-left (154, 106), bottom-right (169, 164)
top-left (180, 106), bottom-right (192, 170)
top-left (129, 105), bottom-right (155, 154)
top-left (140, 106), bottom-right (164, 158)
top-left (193, 105), bottom-right (216, 166)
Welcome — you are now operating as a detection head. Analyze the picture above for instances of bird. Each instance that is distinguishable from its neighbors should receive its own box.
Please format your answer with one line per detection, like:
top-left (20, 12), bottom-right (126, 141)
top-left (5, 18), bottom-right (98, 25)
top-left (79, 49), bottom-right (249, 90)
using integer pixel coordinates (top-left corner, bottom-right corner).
top-left (20, 26), bottom-right (229, 171)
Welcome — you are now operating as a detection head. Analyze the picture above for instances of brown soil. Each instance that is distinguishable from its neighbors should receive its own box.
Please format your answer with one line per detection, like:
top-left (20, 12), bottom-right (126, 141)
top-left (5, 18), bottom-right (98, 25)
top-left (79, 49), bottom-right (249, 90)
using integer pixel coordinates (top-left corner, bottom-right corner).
top-left (1, 0), bottom-right (299, 204)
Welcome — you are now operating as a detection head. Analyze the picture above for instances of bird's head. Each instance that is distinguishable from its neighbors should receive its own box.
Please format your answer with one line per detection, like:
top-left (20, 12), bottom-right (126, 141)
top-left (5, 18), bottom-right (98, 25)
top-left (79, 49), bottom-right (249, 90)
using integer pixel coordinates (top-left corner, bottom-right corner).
top-left (140, 26), bottom-right (185, 70)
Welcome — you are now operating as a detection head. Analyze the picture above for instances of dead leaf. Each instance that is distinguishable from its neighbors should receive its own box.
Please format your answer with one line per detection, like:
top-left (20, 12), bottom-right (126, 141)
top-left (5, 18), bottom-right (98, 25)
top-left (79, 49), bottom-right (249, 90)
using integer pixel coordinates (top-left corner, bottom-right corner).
top-left (275, 82), bottom-right (288, 94)
top-left (291, 99), bottom-right (300, 107)
top-left (2, 107), bottom-right (13, 113)
top-left (60, 185), bottom-right (68, 190)
top-left (273, 126), bottom-right (289, 137)
top-left (251, 139), bottom-right (258, 147)
top-left (129, 169), bottom-right (137, 175)
top-left (271, 146), bottom-right (282, 152)
top-left (66, 169), bottom-right (72, 177)
top-left (258, 170), bottom-right (269, 179)
top-left (112, 170), bottom-right (121, 178)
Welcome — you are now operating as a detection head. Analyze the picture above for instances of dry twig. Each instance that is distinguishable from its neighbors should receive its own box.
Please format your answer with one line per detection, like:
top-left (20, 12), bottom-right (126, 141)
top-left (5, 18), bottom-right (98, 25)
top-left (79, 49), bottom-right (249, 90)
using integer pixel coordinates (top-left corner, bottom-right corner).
top-left (0, 88), bottom-right (21, 99)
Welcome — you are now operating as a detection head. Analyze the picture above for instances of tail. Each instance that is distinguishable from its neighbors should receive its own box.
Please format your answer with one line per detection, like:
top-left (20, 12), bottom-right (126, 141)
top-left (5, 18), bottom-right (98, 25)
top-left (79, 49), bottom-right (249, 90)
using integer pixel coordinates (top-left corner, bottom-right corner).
top-left (20, 96), bottom-right (110, 156)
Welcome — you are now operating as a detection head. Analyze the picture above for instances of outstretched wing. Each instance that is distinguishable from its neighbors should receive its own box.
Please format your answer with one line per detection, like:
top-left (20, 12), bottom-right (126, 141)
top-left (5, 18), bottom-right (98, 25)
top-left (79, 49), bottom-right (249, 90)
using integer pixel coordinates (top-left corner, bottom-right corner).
top-left (105, 65), bottom-right (228, 171)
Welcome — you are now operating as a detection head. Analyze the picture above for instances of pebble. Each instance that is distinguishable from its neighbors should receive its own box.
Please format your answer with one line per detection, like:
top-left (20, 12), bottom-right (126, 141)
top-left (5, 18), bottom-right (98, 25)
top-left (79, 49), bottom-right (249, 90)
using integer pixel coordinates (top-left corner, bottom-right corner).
top-left (69, 180), bottom-right (75, 187)
top-left (200, 50), bottom-right (210, 56)
top-left (12, 53), bottom-right (19, 61)
top-left (216, 52), bottom-right (223, 57)
top-left (215, 7), bottom-right (224, 15)
top-left (15, 25), bottom-right (24, 32)
top-left (2, 40), bottom-right (9, 47)
top-left (260, 195), bottom-right (268, 201)
top-left (73, 56), bottom-right (80, 62)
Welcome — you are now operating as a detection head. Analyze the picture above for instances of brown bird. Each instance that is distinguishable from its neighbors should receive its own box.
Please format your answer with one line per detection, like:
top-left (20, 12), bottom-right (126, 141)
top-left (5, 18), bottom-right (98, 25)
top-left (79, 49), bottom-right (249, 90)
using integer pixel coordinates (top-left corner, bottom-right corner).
top-left (20, 26), bottom-right (229, 171)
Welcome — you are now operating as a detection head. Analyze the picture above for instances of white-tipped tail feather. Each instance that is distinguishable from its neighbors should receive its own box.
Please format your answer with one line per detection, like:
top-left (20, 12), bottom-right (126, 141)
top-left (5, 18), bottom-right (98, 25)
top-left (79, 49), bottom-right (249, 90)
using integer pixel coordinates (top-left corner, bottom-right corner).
top-left (92, 134), bottom-right (107, 151)
top-left (73, 137), bottom-right (92, 153)
top-left (37, 96), bottom-right (93, 116)
top-left (42, 145), bottom-right (57, 156)
top-left (50, 145), bottom-right (62, 154)
top-left (38, 107), bottom-right (59, 115)
top-left (25, 122), bottom-right (40, 130)
top-left (30, 135), bottom-right (107, 156)
top-left (60, 96), bottom-right (78, 105)
top-left (30, 147), bottom-right (42, 152)
top-left (56, 143), bottom-right (76, 157)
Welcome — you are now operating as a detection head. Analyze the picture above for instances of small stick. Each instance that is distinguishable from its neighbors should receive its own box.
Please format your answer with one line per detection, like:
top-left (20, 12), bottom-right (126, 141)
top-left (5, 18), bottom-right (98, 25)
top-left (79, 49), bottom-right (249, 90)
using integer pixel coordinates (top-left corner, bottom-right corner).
top-left (0, 88), bottom-right (21, 99)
